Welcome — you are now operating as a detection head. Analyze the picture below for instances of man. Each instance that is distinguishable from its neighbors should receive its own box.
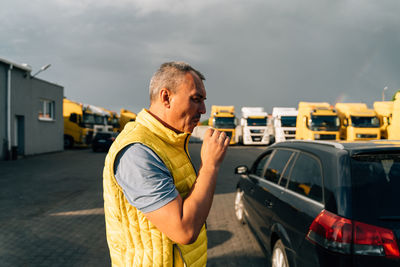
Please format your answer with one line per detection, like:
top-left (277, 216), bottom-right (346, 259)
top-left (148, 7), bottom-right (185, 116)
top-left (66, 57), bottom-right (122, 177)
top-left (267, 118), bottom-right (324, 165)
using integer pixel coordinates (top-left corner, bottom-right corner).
top-left (103, 61), bottom-right (229, 267)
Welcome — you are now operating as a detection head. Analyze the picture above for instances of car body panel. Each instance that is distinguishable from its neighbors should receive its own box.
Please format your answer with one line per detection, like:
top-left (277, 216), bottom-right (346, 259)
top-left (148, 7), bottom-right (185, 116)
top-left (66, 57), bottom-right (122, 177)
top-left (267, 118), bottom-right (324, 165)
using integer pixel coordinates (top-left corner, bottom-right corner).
top-left (236, 140), bottom-right (400, 267)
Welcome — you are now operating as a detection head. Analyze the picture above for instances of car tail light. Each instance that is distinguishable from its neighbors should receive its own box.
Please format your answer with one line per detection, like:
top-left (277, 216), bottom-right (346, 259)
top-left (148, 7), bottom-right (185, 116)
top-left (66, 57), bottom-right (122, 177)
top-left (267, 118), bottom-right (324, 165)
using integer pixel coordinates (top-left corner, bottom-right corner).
top-left (353, 221), bottom-right (400, 258)
top-left (306, 210), bottom-right (352, 254)
top-left (307, 210), bottom-right (400, 258)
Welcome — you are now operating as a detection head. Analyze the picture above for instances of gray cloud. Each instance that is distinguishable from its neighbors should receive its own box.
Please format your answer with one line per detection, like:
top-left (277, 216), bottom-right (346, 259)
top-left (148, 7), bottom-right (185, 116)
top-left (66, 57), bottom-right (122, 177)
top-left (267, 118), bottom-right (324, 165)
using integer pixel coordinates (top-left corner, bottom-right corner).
top-left (1, 0), bottom-right (400, 116)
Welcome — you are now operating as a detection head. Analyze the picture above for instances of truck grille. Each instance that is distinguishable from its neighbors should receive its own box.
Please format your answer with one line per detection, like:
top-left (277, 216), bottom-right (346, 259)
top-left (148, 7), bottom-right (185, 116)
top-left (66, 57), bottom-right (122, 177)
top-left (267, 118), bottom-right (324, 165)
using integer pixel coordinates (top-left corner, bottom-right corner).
top-left (284, 130), bottom-right (296, 135)
top-left (251, 136), bottom-right (263, 142)
top-left (86, 132), bottom-right (94, 145)
top-left (250, 129), bottom-right (264, 134)
top-left (224, 131), bottom-right (232, 139)
top-left (317, 134), bottom-right (336, 140)
top-left (357, 134), bottom-right (377, 139)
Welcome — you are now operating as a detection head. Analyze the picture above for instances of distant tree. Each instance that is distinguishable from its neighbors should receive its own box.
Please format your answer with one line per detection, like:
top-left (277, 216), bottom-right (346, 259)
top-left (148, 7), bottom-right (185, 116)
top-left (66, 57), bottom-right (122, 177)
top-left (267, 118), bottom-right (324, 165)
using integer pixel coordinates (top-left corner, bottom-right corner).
top-left (392, 90), bottom-right (400, 101)
top-left (200, 119), bottom-right (209, 125)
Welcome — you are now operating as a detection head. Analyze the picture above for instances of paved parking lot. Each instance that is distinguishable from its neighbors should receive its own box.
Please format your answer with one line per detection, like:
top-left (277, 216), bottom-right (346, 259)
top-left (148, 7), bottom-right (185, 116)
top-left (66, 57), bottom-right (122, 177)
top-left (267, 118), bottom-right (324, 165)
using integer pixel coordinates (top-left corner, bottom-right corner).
top-left (0, 144), bottom-right (268, 266)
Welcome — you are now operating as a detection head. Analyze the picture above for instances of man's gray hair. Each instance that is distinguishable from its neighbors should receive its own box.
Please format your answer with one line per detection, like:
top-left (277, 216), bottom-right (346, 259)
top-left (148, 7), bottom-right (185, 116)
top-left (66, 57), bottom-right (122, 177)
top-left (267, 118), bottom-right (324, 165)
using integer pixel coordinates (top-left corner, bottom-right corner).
top-left (149, 61), bottom-right (205, 103)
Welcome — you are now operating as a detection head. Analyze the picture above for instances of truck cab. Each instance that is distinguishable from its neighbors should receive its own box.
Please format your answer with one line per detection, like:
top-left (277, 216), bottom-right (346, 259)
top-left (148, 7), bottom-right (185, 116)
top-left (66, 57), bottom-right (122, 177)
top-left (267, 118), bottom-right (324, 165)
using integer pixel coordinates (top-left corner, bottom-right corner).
top-left (102, 108), bottom-right (120, 133)
top-left (209, 105), bottom-right (237, 145)
top-left (272, 107), bottom-right (298, 143)
top-left (240, 107), bottom-right (271, 145)
top-left (63, 98), bottom-right (94, 148)
top-left (119, 109), bottom-right (137, 132)
top-left (295, 102), bottom-right (340, 140)
top-left (83, 104), bottom-right (113, 134)
top-left (387, 92), bottom-right (400, 140)
top-left (335, 103), bottom-right (380, 141)
top-left (373, 101), bottom-right (393, 139)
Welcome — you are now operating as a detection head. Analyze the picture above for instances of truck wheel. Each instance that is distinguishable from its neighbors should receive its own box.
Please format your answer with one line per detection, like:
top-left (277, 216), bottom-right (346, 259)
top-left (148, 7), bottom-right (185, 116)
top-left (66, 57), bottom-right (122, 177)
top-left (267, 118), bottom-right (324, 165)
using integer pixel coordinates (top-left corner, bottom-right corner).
top-left (272, 240), bottom-right (289, 267)
top-left (64, 136), bottom-right (73, 149)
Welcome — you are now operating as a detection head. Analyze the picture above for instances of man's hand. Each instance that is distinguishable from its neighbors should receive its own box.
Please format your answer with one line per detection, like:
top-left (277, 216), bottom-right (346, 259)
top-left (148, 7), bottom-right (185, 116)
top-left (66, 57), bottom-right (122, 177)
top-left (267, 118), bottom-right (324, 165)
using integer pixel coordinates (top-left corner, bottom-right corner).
top-left (200, 128), bottom-right (230, 170)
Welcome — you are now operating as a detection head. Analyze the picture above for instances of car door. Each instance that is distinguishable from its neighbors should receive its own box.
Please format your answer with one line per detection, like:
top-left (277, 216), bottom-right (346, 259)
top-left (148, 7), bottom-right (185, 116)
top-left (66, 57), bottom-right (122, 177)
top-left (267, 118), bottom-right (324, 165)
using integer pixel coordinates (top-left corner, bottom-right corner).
top-left (249, 149), bottom-right (296, 248)
top-left (277, 151), bottom-right (325, 267)
top-left (241, 151), bottom-right (273, 232)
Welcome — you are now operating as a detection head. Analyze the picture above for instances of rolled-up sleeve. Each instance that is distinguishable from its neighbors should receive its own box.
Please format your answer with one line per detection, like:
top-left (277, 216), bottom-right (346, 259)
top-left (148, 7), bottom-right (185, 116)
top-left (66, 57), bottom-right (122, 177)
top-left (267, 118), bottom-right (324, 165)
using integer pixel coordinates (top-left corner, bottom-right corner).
top-left (114, 143), bottom-right (179, 213)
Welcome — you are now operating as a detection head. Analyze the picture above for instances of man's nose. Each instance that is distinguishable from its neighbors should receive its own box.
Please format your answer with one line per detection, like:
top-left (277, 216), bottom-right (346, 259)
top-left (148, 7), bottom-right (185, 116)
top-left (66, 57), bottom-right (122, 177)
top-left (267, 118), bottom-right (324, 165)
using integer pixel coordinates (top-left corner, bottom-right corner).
top-left (199, 101), bottom-right (206, 114)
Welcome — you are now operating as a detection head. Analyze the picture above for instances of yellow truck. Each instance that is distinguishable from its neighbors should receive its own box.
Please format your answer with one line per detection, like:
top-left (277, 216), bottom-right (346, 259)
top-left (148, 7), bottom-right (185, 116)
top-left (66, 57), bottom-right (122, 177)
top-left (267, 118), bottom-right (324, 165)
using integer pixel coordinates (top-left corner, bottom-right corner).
top-left (389, 92), bottom-right (400, 139)
top-left (208, 105), bottom-right (237, 145)
top-left (335, 103), bottom-right (380, 141)
top-left (63, 98), bottom-right (95, 148)
top-left (119, 109), bottom-right (137, 132)
top-left (373, 101), bottom-right (393, 139)
top-left (295, 102), bottom-right (340, 140)
top-left (101, 107), bottom-right (120, 132)
top-left (82, 104), bottom-right (114, 134)
top-left (374, 92), bottom-right (400, 140)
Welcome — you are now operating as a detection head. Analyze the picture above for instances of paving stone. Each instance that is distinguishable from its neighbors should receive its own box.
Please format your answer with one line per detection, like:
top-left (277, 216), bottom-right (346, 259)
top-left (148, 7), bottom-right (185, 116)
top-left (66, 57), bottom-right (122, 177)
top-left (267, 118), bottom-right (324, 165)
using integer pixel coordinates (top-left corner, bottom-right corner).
top-left (0, 145), bottom-right (269, 266)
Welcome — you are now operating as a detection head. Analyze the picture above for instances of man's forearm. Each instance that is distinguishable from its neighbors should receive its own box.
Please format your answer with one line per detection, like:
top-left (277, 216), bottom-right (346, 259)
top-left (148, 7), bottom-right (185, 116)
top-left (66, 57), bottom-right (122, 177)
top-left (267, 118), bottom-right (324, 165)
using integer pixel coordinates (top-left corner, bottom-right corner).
top-left (181, 165), bottom-right (219, 242)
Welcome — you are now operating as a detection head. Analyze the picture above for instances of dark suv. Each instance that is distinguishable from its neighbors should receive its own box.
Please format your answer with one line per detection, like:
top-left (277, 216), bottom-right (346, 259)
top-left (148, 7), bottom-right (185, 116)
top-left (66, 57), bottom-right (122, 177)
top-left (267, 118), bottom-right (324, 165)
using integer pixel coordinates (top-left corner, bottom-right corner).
top-left (234, 140), bottom-right (400, 267)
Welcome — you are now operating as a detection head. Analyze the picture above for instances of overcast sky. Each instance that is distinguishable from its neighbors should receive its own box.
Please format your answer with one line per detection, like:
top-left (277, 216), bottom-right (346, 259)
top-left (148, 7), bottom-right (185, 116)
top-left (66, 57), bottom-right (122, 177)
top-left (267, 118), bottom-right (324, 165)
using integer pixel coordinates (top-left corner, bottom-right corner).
top-left (2, 0), bottom-right (400, 116)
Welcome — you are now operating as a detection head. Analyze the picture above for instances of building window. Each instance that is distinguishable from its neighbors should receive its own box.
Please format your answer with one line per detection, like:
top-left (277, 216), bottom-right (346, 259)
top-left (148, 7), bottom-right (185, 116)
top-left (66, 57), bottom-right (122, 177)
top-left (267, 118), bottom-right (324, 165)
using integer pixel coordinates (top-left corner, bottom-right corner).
top-left (38, 99), bottom-right (55, 121)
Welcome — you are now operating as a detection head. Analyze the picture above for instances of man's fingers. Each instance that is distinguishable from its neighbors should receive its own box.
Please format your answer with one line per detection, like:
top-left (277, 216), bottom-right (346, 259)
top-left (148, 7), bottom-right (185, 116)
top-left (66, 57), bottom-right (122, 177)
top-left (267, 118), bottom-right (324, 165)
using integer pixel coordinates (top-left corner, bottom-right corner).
top-left (224, 136), bottom-right (230, 146)
top-left (218, 131), bottom-right (226, 140)
top-left (211, 130), bottom-right (226, 143)
top-left (204, 129), bottom-right (229, 147)
top-left (204, 128), bottom-right (214, 139)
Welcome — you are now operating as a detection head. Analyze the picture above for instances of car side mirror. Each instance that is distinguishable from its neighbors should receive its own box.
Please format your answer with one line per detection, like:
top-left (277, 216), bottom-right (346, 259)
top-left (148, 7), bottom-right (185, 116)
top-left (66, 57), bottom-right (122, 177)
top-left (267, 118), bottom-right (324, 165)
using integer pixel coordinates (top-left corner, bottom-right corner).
top-left (235, 165), bottom-right (249, 175)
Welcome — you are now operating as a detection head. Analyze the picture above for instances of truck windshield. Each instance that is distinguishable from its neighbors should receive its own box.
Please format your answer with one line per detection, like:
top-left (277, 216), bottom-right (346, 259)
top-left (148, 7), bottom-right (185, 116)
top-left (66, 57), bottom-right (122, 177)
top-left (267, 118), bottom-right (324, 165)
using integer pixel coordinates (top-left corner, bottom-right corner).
top-left (350, 116), bottom-right (380, 128)
top-left (109, 118), bottom-right (120, 128)
top-left (82, 113), bottom-right (96, 124)
top-left (310, 115), bottom-right (340, 131)
top-left (351, 153), bottom-right (400, 222)
top-left (94, 115), bottom-right (105, 125)
top-left (213, 117), bottom-right (236, 129)
top-left (281, 116), bottom-right (297, 127)
top-left (247, 118), bottom-right (267, 126)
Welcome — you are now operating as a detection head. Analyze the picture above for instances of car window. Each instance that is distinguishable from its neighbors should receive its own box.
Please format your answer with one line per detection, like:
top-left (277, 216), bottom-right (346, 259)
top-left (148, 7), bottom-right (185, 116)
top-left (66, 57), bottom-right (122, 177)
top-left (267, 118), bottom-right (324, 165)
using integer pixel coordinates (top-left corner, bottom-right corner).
top-left (287, 152), bottom-right (323, 202)
top-left (351, 153), bottom-right (400, 222)
top-left (252, 151), bottom-right (272, 177)
top-left (264, 149), bottom-right (294, 184)
top-left (278, 152), bottom-right (297, 187)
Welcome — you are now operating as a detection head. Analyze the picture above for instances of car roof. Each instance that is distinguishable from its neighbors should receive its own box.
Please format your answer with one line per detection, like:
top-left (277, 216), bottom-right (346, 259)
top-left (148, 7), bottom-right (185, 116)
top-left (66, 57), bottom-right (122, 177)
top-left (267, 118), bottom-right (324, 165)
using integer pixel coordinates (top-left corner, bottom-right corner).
top-left (340, 140), bottom-right (400, 155)
top-left (272, 140), bottom-right (400, 156)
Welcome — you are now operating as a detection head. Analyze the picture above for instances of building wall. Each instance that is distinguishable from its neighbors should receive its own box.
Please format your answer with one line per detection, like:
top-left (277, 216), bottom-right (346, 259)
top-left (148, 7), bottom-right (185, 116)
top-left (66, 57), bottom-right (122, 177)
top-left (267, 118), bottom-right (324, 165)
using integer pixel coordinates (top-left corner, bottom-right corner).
top-left (10, 69), bottom-right (64, 156)
top-left (29, 78), bottom-right (64, 154)
top-left (1, 60), bottom-right (64, 159)
top-left (0, 64), bottom-right (7, 160)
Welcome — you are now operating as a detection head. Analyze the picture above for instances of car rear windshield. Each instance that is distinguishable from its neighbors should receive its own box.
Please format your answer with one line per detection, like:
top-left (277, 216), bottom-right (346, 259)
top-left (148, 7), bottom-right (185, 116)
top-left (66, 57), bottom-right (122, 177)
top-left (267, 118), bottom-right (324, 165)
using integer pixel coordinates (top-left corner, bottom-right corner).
top-left (351, 152), bottom-right (400, 222)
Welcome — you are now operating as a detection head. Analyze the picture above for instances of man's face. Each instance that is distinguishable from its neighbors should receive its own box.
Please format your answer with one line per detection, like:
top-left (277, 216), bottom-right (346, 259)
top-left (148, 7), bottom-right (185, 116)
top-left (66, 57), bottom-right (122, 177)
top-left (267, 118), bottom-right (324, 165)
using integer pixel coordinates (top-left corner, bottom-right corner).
top-left (168, 71), bottom-right (206, 133)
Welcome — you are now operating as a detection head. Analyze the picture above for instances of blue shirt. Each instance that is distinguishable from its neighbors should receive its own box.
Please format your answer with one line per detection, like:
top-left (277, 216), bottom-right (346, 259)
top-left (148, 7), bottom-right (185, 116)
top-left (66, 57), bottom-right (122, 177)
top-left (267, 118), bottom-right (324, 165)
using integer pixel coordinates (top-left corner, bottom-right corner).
top-left (114, 143), bottom-right (179, 213)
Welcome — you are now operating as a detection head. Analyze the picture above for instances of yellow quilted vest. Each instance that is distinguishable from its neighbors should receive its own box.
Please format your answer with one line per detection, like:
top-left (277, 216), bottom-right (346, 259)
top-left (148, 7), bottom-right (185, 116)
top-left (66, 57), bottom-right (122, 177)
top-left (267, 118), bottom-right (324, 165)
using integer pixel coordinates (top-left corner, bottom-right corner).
top-left (103, 109), bottom-right (207, 267)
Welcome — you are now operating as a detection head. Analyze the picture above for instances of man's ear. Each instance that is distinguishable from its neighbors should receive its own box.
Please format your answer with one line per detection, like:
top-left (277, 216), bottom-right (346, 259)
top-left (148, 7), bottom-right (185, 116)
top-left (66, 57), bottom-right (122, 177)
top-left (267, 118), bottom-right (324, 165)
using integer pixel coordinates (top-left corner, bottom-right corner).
top-left (159, 88), bottom-right (171, 108)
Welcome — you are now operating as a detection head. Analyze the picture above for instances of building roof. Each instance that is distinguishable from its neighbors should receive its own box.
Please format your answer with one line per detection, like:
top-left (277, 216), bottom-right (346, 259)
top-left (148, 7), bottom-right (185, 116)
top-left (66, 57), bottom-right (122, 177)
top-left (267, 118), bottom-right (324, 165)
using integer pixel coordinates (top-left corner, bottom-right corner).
top-left (0, 57), bottom-right (32, 72)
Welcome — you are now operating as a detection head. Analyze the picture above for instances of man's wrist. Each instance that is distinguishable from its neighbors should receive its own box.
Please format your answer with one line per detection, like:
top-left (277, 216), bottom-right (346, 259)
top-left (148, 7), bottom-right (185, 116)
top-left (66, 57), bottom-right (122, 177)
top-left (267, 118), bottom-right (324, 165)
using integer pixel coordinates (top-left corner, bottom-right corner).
top-left (199, 164), bottom-right (219, 176)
